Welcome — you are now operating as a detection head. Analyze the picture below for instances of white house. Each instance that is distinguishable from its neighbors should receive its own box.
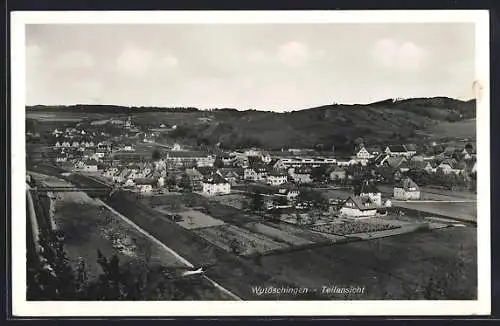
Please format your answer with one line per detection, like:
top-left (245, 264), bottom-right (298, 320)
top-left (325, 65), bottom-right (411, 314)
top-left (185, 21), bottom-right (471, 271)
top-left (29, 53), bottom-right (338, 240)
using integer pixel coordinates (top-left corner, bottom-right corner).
top-left (202, 174), bottom-right (231, 196)
top-left (134, 179), bottom-right (155, 193)
top-left (54, 141), bottom-right (61, 148)
top-left (357, 181), bottom-right (382, 206)
top-left (385, 145), bottom-right (410, 157)
top-left (339, 196), bottom-right (378, 218)
top-left (82, 159), bottom-right (99, 172)
top-left (356, 146), bottom-right (372, 160)
top-left (172, 143), bottom-right (182, 151)
top-left (267, 172), bottom-right (288, 186)
top-left (277, 183), bottom-right (300, 202)
top-left (244, 167), bottom-right (268, 182)
top-left (288, 168), bottom-right (312, 184)
top-left (394, 177), bottom-right (421, 200)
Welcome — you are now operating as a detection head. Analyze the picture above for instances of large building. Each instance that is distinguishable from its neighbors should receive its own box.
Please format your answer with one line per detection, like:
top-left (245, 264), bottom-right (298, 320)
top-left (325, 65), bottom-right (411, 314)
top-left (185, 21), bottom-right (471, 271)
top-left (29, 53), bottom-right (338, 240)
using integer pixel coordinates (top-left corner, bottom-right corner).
top-left (202, 173), bottom-right (231, 196)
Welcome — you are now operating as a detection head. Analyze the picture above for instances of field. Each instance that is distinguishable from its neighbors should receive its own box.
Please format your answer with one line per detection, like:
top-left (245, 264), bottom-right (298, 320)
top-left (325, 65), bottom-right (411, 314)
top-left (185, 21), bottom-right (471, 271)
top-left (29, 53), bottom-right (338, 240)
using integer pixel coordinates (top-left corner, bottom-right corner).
top-left (259, 226), bottom-right (477, 299)
top-left (193, 224), bottom-right (288, 256)
top-left (210, 194), bottom-right (249, 209)
top-left (177, 209), bottom-right (226, 229)
top-left (393, 201), bottom-right (477, 222)
top-left (26, 112), bottom-right (86, 122)
top-left (378, 185), bottom-right (477, 202)
top-left (424, 118), bottom-right (476, 140)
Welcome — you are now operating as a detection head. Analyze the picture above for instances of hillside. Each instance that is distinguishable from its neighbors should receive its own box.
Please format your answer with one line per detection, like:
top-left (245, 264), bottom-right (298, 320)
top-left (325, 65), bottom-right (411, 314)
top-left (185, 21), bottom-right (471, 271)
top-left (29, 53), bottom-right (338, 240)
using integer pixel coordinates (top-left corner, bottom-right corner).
top-left (26, 97), bottom-right (476, 151)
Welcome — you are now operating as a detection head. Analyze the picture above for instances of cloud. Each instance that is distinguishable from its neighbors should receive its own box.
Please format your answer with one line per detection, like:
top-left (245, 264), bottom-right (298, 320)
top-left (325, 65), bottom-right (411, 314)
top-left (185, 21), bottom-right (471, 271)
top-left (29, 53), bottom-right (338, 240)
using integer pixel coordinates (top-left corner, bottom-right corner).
top-left (277, 42), bottom-right (309, 67)
top-left (116, 45), bottom-right (153, 76)
top-left (158, 55), bottom-right (179, 69)
top-left (246, 50), bottom-right (267, 64)
top-left (372, 38), bottom-right (427, 72)
top-left (52, 50), bottom-right (94, 69)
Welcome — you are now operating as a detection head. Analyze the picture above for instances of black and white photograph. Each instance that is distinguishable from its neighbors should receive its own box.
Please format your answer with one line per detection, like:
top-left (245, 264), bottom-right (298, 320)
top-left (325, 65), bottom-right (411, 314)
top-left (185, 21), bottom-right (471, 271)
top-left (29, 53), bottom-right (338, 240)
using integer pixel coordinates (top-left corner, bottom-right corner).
top-left (12, 10), bottom-right (490, 316)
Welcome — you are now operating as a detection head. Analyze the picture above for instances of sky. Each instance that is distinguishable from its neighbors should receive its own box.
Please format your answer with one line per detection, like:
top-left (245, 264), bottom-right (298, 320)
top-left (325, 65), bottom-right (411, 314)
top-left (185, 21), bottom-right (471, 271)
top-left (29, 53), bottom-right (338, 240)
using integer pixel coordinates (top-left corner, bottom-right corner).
top-left (26, 23), bottom-right (475, 111)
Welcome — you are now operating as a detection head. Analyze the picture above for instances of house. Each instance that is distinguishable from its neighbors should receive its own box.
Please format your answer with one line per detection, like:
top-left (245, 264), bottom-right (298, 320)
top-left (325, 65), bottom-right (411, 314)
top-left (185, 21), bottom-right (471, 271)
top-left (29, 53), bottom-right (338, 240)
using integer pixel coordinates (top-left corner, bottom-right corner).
top-left (394, 177), bottom-right (421, 200)
top-left (339, 196), bottom-right (378, 218)
top-left (217, 168), bottom-right (241, 185)
top-left (54, 141), bottom-right (61, 148)
top-left (329, 166), bottom-right (347, 182)
top-left (356, 146), bottom-right (372, 160)
top-left (288, 167), bottom-right (313, 184)
top-left (165, 151), bottom-right (215, 168)
top-left (277, 183), bottom-right (300, 202)
top-left (185, 167), bottom-right (205, 190)
top-left (55, 156), bottom-right (67, 163)
top-left (82, 159), bottom-right (99, 172)
top-left (62, 141), bottom-right (71, 148)
top-left (202, 173), bottom-right (231, 196)
top-left (385, 145), bottom-right (409, 157)
top-left (261, 151), bottom-right (272, 164)
top-left (356, 181), bottom-right (382, 206)
top-left (102, 167), bottom-right (119, 179)
top-left (384, 156), bottom-right (407, 169)
top-left (244, 166), bottom-right (268, 182)
top-left (123, 144), bottom-right (134, 151)
top-left (172, 143), bottom-right (182, 151)
top-left (438, 159), bottom-right (463, 175)
top-left (71, 141), bottom-right (80, 148)
top-left (424, 161), bottom-right (437, 173)
top-left (134, 178), bottom-right (156, 193)
top-left (405, 144), bottom-right (418, 156)
top-left (398, 160), bottom-right (410, 173)
top-left (266, 171), bottom-right (288, 186)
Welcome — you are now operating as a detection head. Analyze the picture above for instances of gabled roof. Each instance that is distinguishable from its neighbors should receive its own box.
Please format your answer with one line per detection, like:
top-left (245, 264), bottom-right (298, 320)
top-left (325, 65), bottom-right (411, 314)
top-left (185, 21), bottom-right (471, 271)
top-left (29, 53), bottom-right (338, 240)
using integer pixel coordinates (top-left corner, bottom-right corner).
top-left (203, 173), bottom-right (229, 185)
top-left (405, 144), bottom-right (418, 151)
top-left (342, 196), bottom-right (379, 211)
top-left (195, 166), bottom-right (217, 176)
top-left (386, 145), bottom-right (408, 153)
top-left (396, 177), bottom-right (419, 190)
top-left (385, 156), bottom-right (407, 168)
top-left (366, 146), bottom-right (382, 154)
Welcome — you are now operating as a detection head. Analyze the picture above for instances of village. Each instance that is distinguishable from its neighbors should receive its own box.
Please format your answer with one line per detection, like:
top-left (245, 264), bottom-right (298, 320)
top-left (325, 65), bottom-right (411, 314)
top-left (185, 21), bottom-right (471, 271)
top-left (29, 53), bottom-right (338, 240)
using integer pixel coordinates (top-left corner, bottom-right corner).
top-left (41, 115), bottom-right (477, 226)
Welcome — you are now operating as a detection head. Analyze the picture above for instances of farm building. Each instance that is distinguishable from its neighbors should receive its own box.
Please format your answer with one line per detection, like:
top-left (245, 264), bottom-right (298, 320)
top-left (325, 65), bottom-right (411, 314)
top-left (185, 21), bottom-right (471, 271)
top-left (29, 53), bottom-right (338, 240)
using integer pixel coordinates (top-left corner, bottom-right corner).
top-left (339, 196), bottom-right (378, 218)
top-left (394, 177), bottom-right (421, 200)
top-left (81, 159), bottom-right (99, 172)
top-left (355, 181), bottom-right (382, 206)
top-left (202, 173), bottom-right (231, 196)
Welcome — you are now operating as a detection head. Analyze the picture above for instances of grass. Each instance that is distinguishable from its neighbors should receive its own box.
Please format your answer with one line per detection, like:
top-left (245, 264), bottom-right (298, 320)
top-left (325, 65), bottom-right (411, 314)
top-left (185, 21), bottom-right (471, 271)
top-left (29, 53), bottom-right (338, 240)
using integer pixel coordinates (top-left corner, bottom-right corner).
top-left (260, 226), bottom-right (477, 299)
top-left (393, 201), bottom-right (477, 222)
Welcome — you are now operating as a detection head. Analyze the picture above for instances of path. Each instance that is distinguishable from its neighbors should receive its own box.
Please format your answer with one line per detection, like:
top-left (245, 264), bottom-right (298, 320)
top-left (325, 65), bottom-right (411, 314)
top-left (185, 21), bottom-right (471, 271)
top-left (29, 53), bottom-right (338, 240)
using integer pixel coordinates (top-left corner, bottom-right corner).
top-left (96, 199), bottom-right (242, 301)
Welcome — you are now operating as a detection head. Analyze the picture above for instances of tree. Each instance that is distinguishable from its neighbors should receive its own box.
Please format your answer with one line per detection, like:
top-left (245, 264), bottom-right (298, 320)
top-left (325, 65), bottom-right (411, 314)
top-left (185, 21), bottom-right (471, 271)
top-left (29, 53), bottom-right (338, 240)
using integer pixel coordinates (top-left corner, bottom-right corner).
top-left (465, 143), bottom-right (474, 153)
top-left (298, 188), bottom-right (329, 211)
top-left (178, 173), bottom-right (193, 192)
top-left (229, 238), bottom-right (242, 255)
top-left (311, 166), bottom-right (329, 183)
top-left (152, 149), bottom-right (161, 161)
top-left (213, 157), bottom-right (224, 169)
top-left (249, 192), bottom-right (265, 212)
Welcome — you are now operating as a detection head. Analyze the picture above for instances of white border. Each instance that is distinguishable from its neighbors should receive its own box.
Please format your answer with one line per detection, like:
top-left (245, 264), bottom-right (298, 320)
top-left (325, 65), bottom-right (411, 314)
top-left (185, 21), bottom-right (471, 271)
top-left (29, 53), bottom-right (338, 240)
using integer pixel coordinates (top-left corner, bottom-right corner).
top-left (11, 10), bottom-right (491, 317)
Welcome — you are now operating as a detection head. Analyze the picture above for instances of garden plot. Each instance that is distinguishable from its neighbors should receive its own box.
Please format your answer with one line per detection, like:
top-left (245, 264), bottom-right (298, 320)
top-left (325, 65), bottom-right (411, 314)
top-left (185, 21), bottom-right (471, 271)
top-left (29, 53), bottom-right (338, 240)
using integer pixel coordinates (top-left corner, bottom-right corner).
top-left (177, 210), bottom-right (226, 229)
top-left (264, 221), bottom-right (334, 243)
top-left (311, 220), bottom-right (401, 236)
top-left (242, 222), bottom-right (313, 246)
top-left (211, 194), bottom-right (248, 209)
top-left (193, 224), bottom-right (287, 255)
